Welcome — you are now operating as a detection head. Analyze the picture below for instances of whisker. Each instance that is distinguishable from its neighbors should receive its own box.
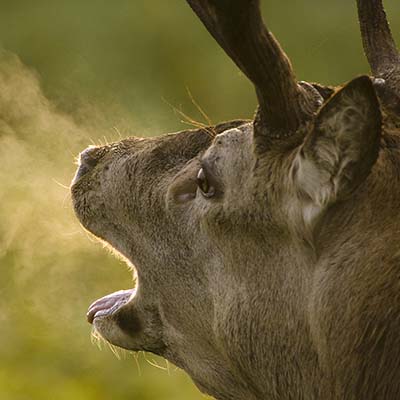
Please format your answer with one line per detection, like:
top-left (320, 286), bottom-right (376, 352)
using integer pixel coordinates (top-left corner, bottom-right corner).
top-left (107, 342), bottom-right (123, 360)
top-left (62, 229), bottom-right (85, 237)
top-left (143, 353), bottom-right (168, 371)
top-left (61, 191), bottom-right (71, 209)
top-left (52, 178), bottom-right (70, 190)
top-left (113, 126), bottom-right (123, 140)
top-left (87, 136), bottom-right (97, 147)
top-left (162, 97), bottom-right (216, 138)
top-left (186, 86), bottom-right (213, 126)
top-left (162, 97), bottom-right (215, 135)
top-left (133, 352), bottom-right (142, 376)
top-left (66, 147), bottom-right (77, 159)
top-left (165, 359), bottom-right (171, 375)
top-left (180, 120), bottom-right (215, 138)
top-left (91, 328), bottom-right (104, 350)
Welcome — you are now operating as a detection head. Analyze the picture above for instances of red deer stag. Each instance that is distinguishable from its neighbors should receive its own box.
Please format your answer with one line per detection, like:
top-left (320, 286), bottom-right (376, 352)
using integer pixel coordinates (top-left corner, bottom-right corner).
top-left (71, 1), bottom-right (400, 399)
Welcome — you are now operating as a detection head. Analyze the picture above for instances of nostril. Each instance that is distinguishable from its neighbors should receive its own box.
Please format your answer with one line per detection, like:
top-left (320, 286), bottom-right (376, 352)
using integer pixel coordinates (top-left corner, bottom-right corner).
top-left (72, 146), bottom-right (105, 184)
top-left (79, 146), bottom-right (101, 168)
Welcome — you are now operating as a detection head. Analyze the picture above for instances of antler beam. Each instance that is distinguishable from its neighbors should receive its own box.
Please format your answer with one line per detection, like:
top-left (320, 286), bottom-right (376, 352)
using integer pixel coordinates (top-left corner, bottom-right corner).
top-left (186, 0), bottom-right (314, 137)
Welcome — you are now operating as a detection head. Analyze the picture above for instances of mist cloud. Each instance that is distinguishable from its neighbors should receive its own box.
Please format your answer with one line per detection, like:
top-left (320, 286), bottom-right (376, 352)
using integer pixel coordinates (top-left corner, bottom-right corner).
top-left (0, 51), bottom-right (130, 332)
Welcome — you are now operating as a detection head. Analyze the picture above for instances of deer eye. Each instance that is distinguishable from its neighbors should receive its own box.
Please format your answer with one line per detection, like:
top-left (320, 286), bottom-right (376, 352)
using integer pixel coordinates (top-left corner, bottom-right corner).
top-left (197, 168), bottom-right (215, 198)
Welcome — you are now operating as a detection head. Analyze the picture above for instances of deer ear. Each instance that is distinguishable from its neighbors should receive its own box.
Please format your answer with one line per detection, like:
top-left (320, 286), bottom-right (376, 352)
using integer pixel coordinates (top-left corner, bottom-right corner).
top-left (294, 76), bottom-right (381, 210)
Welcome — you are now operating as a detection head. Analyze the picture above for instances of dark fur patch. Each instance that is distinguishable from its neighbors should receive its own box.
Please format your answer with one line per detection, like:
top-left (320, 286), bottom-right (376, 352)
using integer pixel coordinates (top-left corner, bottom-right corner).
top-left (115, 309), bottom-right (142, 336)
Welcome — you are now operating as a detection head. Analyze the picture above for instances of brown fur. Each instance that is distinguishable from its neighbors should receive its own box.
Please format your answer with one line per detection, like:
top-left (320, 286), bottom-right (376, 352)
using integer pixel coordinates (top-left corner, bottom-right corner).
top-left (71, 2), bottom-right (400, 399)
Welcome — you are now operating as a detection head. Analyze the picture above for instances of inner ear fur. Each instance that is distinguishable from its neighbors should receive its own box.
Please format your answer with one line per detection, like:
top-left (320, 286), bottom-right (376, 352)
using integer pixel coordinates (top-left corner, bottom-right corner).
top-left (294, 76), bottom-right (382, 208)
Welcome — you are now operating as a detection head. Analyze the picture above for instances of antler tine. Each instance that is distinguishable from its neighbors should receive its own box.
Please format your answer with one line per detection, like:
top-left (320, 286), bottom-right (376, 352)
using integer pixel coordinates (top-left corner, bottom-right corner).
top-left (186, 0), bottom-right (316, 138)
top-left (357, 0), bottom-right (400, 78)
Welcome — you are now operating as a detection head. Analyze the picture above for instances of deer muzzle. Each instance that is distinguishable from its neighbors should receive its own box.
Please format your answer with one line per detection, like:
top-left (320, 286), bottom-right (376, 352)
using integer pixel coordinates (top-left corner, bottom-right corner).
top-left (72, 145), bottom-right (108, 184)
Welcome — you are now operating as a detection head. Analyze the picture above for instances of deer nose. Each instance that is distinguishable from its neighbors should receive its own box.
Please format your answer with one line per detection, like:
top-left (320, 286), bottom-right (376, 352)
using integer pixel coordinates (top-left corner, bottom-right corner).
top-left (79, 146), bottom-right (101, 168)
top-left (73, 146), bottom-right (105, 183)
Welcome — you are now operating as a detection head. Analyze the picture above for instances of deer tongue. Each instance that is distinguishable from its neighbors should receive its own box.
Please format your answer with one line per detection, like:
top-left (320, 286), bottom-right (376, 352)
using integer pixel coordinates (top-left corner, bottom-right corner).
top-left (87, 288), bottom-right (136, 324)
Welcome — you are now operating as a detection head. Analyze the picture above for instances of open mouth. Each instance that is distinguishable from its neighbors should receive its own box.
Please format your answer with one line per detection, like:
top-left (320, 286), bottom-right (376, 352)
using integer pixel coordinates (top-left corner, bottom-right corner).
top-left (87, 288), bottom-right (136, 324)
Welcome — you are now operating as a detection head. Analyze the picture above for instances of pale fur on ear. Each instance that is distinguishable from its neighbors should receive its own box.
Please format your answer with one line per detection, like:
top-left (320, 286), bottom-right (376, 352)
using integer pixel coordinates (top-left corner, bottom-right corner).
top-left (291, 76), bottom-right (381, 227)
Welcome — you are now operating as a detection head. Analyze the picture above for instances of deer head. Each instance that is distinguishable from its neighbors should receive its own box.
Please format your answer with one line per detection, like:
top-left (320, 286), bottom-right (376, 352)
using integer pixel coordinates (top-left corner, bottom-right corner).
top-left (71, 1), bottom-right (400, 399)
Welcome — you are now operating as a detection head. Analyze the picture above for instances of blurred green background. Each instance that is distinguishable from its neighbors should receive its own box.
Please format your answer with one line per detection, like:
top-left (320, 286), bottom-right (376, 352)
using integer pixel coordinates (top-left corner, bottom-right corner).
top-left (0, 1), bottom-right (399, 399)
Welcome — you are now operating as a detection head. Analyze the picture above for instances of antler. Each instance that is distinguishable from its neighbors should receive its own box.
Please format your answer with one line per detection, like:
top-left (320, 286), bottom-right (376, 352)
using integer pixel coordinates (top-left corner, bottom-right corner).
top-left (357, 0), bottom-right (400, 78)
top-left (186, 0), bottom-right (317, 138)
